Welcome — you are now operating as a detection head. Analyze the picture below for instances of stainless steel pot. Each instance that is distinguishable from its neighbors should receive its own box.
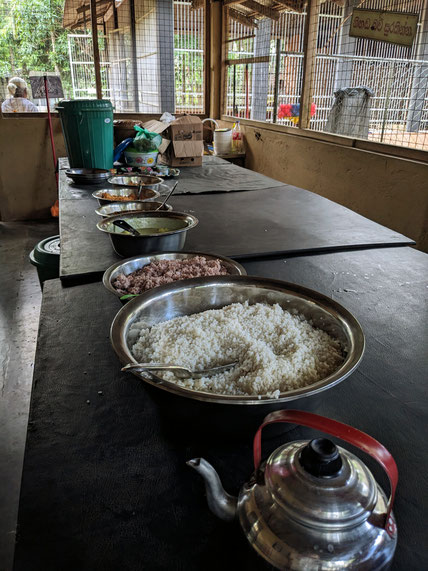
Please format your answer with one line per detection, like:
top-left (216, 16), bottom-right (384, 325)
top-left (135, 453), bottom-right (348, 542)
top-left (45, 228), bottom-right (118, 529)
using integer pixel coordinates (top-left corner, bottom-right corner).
top-left (103, 252), bottom-right (247, 298)
top-left (97, 211), bottom-right (199, 257)
top-left (111, 276), bottom-right (364, 405)
top-left (95, 201), bottom-right (173, 218)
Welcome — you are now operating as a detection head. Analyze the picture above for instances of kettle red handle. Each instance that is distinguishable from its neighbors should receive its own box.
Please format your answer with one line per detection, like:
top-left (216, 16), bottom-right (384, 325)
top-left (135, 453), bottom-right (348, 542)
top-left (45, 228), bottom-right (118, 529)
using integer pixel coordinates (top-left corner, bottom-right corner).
top-left (253, 410), bottom-right (398, 536)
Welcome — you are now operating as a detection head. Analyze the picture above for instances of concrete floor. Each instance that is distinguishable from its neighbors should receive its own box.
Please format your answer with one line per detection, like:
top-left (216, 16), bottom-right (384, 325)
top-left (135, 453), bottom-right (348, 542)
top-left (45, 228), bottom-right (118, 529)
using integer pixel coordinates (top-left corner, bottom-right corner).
top-left (0, 220), bottom-right (59, 571)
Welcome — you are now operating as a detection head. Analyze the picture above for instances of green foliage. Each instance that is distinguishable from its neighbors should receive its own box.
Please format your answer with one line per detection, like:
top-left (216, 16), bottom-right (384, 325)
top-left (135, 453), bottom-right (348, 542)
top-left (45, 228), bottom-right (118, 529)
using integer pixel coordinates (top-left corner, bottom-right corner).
top-left (0, 0), bottom-right (72, 95)
top-left (174, 32), bottom-right (204, 110)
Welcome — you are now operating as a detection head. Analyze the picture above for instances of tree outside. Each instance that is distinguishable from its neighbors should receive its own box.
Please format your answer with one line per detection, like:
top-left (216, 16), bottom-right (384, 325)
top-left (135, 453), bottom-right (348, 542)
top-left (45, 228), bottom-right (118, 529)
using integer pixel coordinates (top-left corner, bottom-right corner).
top-left (0, 0), bottom-right (73, 98)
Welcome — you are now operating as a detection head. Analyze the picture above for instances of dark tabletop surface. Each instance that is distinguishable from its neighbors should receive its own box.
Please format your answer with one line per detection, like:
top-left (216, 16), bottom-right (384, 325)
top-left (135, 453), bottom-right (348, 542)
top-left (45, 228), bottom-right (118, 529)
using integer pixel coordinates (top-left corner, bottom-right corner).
top-left (15, 246), bottom-right (428, 571)
top-left (59, 178), bottom-right (414, 282)
top-left (58, 156), bottom-right (284, 201)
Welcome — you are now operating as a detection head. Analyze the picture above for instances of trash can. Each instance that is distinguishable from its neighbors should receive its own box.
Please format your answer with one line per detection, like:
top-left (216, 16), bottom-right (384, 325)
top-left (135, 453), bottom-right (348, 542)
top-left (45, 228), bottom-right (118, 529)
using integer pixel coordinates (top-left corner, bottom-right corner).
top-left (29, 235), bottom-right (60, 288)
top-left (57, 99), bottom-right (114, 170)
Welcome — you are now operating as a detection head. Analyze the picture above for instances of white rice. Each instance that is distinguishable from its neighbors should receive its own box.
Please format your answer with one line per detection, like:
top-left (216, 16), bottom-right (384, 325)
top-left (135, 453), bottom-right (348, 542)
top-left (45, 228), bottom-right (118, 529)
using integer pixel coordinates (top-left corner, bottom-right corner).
top-left (131, 302), bottom-right (344, 397)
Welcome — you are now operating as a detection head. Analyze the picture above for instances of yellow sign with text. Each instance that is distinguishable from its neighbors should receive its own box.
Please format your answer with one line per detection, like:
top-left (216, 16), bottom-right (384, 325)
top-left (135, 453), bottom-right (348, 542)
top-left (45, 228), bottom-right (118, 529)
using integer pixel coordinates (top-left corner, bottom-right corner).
top-left (350, 9), bottom-right (419, 47)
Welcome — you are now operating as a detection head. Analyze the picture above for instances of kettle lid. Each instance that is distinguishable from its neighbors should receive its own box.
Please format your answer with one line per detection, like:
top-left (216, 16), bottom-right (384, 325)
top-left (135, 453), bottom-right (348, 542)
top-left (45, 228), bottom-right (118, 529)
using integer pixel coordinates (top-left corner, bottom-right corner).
top-left (265, 437), bottom-right (378, 529)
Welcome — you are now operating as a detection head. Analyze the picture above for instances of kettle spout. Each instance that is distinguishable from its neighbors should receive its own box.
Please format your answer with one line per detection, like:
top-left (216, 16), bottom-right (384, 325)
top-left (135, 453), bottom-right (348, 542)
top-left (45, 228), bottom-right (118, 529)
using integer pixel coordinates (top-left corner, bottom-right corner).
top-left (187, 458), bottom-right (237, 522)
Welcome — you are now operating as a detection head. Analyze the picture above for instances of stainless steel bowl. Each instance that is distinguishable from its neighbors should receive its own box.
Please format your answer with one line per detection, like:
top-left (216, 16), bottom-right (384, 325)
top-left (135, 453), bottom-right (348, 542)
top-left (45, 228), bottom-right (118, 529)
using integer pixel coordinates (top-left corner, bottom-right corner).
top-left (92, 187), bottom-right (160, 206)
top-left (66, 168), bottom-right (111, 185)
top-left (111, 276), bottom-right (365, 405)
top-left (108, 174), bottom-right (164, 189)
top-left (103, 252), bottom-right (247, 298)
top-left (95, 201), bottom-right (173, 218)
top-left (97, 211), bottom-right (199, 257)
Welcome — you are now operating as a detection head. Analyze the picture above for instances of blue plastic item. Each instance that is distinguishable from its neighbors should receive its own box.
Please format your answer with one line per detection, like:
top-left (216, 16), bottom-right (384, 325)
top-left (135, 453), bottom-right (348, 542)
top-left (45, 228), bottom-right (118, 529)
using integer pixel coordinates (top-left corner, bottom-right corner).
top-left (114, 138), bottom-right (134, 162)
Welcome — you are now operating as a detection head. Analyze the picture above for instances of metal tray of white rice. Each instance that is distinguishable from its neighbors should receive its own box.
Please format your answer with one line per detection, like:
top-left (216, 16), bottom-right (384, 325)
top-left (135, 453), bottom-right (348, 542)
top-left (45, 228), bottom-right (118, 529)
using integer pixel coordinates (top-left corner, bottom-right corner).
top-left (110, 276), bottom-right (365, 405)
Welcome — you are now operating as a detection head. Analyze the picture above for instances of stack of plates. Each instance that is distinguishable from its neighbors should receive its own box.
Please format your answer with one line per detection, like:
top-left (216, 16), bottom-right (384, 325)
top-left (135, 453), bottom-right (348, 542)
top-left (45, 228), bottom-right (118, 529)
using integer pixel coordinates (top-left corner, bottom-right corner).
top-left (66, 168), bottom-right (111, 185)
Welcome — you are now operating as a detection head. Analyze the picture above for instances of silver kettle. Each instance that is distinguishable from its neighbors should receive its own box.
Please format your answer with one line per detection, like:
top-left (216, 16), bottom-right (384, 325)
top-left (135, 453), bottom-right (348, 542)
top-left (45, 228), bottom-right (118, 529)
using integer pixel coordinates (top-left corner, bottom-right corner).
top-left (187, 410), bottom-right (398, 570)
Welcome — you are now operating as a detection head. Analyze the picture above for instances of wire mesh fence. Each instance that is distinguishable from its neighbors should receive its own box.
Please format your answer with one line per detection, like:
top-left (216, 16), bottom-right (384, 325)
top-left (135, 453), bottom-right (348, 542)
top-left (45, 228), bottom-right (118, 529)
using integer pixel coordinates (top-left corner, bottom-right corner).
top-left (1, 0), bottom-right (205, 115)
top-left (224, 0), bottom-right (428, 151)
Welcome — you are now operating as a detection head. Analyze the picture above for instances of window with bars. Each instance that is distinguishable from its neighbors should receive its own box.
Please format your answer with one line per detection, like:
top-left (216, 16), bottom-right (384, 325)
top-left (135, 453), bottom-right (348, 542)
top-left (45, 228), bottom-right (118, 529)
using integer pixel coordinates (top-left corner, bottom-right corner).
top-left (223, 0), bottom-right (428, 152)
top-left (1, 0), bottom-right (206, 115)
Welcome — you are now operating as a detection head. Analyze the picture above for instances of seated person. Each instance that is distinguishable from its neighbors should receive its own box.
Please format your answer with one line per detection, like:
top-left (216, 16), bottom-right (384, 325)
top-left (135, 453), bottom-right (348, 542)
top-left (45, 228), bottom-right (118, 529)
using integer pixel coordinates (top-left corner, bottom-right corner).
top-left (2, 77), bottom-right (38, 113)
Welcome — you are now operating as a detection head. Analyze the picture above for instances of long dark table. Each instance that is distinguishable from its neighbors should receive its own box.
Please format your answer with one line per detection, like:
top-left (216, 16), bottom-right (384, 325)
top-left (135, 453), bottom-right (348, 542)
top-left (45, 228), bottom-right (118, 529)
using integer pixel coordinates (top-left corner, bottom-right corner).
top-left (14, 246), bottom-right (428, 571)
top-left (59, 173), bottom-right (414, 282)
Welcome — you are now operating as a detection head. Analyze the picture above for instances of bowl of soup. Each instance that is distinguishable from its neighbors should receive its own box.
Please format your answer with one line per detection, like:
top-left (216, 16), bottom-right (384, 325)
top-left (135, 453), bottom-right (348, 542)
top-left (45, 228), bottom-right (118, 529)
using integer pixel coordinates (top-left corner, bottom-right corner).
top-left (97, 211), bottom-right (199, 257)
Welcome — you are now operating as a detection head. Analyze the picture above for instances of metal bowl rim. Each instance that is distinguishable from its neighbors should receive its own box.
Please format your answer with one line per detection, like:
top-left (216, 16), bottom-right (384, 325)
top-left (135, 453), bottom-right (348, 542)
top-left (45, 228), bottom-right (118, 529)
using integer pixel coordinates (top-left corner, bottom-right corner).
top-left (92, 188), bottom-right (161, 203)
top-left (97, 210), bottom-right (199, 238)
top-left (110, 275), bottom-right (365, 405)
top-left (107, 174), bottom-right (164, 187)
top-left (102, 252), bottom-right (248, 297)
top-left (94, 202), bottom-right (173, 217)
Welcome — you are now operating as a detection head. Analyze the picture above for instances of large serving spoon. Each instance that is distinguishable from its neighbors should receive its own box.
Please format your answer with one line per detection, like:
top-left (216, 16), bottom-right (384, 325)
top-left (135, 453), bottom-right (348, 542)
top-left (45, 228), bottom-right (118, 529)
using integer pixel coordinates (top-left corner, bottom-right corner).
top-left (155, 181), bottom-right (178, 211)
top-left (122, 361), bottom-right (238, 379)
top-left (112, 219), bottom-right (141, 236)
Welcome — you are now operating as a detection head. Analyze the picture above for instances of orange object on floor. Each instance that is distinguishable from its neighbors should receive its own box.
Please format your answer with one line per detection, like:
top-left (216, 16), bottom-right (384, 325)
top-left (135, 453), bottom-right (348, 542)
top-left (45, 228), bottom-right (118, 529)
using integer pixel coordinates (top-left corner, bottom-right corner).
top-left (50, 200), bottom-right (59, 218)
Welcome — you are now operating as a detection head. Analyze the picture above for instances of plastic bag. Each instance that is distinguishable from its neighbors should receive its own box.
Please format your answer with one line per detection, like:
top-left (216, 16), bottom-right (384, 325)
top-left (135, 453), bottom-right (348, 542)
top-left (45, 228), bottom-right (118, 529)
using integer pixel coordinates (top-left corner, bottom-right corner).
top-left (133, 126), bottom-right (163, 152)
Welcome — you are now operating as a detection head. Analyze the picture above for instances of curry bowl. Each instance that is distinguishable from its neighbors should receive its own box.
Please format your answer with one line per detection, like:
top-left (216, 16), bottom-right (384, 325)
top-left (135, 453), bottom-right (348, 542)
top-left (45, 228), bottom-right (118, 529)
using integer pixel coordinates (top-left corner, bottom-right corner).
top-left (97, 211), bottom-right (199, 257)
top-left (92, 187), bottom-right (160, 206)
top-left (95, 201), bottom-right (173, 218)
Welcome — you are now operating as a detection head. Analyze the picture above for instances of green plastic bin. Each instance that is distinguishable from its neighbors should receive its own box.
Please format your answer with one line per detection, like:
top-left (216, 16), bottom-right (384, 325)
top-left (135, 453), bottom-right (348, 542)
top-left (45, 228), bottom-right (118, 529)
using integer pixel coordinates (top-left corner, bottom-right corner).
top-left (29, 235), bottom-right (60, 288)
top-left (57, 99), bottom-right (114, 170)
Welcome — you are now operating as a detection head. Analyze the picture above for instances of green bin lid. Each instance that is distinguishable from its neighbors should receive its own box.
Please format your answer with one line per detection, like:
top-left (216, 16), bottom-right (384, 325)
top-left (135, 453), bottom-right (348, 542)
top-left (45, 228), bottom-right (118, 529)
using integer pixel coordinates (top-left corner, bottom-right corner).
top-left (58, 99), bottom-right (113, 112)
top-left (32, 235), bottom-right (61, 268)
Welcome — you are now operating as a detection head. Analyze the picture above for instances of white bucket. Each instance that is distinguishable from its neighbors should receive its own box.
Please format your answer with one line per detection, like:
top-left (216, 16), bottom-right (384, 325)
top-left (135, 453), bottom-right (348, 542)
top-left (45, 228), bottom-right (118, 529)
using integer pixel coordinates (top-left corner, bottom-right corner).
top-left (213, 129), bottom-right (232, 155)
top-left (123, 149), bottom-right (159, 167)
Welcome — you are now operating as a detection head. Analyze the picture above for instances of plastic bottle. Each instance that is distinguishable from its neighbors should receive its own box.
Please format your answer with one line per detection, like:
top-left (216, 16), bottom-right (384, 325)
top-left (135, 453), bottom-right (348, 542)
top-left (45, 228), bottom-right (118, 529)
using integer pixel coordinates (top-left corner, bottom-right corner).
top-left (232, 121), bottom-right (243, 153)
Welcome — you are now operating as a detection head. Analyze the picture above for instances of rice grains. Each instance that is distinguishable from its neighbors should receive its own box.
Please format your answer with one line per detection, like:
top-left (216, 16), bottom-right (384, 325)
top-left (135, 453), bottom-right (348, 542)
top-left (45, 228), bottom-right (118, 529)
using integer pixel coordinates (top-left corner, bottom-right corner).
top-left (131, 301), bottom-right (344, 398)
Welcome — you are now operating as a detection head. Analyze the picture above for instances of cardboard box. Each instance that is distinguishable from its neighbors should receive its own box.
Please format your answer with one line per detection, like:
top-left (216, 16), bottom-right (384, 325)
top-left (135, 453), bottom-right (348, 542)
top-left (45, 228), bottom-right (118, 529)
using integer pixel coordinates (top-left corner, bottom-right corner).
top-left (143, 115), bottom-right (203, 167)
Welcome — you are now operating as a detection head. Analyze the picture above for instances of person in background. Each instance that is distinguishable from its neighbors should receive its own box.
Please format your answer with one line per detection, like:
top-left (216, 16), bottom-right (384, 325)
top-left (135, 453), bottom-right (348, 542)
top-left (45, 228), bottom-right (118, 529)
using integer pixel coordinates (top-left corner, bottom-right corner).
top-left (1, 77), bottom-right (38, 113)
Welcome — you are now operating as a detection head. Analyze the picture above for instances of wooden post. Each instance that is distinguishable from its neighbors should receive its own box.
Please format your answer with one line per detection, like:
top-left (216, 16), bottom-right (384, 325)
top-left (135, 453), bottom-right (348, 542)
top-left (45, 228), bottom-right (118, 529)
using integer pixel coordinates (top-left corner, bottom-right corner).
top-left (210, 0), bottom-right (223, 118)
top-left (129, 0), bottom-right (140, 111)
top-left (299, 0), bottom-right (320, 128)
top-left (90, 0), bottom-right (103, 99)
top-left (204, 0), bottom-right (211, 117)
top-left (272, 38), bottom-right (281, 123)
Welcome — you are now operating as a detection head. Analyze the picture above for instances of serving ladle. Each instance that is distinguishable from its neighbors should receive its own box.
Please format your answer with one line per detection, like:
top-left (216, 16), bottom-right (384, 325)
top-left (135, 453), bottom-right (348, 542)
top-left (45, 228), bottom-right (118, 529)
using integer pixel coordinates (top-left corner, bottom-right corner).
top-left (112, 219), bottom-right (141, 236)
top-left (155, 181), bottom-right (178, 211)
top-left (122, 361), bottom-right (238, 379)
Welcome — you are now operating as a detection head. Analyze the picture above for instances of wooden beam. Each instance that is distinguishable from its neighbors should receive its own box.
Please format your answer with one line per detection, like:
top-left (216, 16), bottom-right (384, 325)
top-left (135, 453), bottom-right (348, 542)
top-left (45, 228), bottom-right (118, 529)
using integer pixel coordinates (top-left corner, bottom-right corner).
top-left (242, 0), bottom-right (280, 21)
top-left (90, 0), bottom-right (103, 99)
top-left (226, 55), bottom-right (270, 65)
top-left (225, 33), bottom-right (255, 43)
top-left (228, 7), bottom-right (258, 28)
top-left (299, 0), bottom-right (320, 128)
top-left (223, 0), bottom-right (246, 5)
top-left (274, 0), bottom-right (305, 12)
top-left (77, 0), bottom-right (110, 15)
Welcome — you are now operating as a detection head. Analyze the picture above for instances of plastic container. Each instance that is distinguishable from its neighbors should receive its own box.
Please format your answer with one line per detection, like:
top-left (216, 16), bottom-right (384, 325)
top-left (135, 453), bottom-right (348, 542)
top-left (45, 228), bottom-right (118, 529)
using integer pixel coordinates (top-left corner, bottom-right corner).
top-left (232, 121), bottom-right (243, 153)
top-left (29, 235), bottom-right (60, 287)
top-left (123, 149), bottom-right (159, 167)
top-left (213, 128), bottom-right (232, 155)
top-left (57, 99), bottom-right (114, 170)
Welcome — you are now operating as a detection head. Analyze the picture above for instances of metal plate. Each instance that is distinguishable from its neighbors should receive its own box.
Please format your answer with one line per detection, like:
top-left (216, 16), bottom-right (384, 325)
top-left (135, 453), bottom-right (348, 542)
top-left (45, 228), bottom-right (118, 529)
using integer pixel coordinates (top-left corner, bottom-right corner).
top-left (103, 252), bottom-right (247, 298)
top-left (110, 276), bottom-right (365, 405)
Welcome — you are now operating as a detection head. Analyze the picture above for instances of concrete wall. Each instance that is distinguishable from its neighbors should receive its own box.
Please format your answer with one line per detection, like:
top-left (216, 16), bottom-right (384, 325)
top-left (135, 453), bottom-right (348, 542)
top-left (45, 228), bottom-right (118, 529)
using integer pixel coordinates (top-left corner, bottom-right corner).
top-left (226, 121), bottom-right (428, 252)
top-left (0, 115), bottom-right (66, 220)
